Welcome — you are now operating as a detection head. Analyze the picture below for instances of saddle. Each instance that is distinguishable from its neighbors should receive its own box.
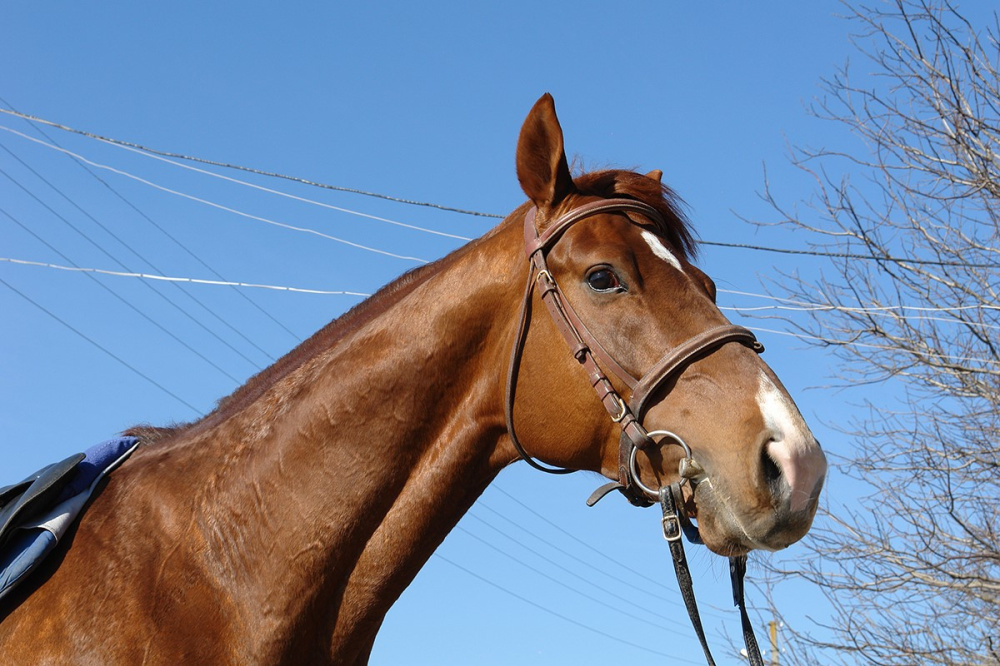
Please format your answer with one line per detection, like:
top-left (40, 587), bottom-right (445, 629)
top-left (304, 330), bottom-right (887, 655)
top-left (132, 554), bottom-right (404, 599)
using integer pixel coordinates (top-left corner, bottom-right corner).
top-left (0, 437), bottom-right (139, 602)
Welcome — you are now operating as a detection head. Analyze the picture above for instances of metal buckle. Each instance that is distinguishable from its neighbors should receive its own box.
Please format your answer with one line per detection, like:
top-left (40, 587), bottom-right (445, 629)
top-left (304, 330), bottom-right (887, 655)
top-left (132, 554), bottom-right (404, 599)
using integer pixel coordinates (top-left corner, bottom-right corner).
top-left (535, 269), bottom-right (554, 285)
top-left (662, 512), bottom-right (683, 542)
top-left (610, 394), bottom-right (628, 423)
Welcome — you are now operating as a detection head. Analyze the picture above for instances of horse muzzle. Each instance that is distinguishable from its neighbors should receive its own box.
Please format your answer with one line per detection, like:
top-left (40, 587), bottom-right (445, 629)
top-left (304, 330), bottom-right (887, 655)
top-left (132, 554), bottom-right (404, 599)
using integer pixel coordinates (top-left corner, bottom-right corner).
top-left (691, 439), bottom-right (826, 554)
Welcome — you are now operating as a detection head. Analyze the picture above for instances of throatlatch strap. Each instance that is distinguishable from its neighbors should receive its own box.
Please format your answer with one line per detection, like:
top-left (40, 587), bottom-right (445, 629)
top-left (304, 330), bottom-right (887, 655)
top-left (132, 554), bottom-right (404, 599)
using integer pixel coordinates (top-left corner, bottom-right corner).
top-left (504, 262), bottom-right (575, 475)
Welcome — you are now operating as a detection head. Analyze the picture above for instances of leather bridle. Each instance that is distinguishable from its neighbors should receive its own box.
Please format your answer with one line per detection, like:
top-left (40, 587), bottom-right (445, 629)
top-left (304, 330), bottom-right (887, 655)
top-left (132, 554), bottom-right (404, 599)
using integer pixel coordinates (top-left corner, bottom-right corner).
top-left (505, 197), bottom-right (763, 501)
top-left (504, 197), bottom-right (766, 666)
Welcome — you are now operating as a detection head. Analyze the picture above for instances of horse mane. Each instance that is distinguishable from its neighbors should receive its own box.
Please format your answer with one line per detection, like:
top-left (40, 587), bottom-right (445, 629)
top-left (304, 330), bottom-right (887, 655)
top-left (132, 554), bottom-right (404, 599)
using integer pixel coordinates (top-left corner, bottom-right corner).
top-left (216, 259), bottom-right (456, 419)
top-left (573, 169), bottom-right (697, 261)
top-left (126, 255), bottom-right (463, 444)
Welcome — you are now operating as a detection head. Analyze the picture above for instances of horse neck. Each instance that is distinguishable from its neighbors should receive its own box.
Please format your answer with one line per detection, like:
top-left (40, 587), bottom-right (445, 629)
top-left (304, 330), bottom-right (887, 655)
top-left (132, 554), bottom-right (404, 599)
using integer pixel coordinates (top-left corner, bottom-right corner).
top-left (135, 218), bottom-right (525, 660)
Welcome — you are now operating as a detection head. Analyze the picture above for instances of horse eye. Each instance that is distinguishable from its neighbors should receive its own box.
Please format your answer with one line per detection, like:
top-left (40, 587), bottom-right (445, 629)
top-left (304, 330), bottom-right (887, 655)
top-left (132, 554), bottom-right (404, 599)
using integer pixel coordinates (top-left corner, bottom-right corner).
top-left (586, 268), bottom-right (624, 293)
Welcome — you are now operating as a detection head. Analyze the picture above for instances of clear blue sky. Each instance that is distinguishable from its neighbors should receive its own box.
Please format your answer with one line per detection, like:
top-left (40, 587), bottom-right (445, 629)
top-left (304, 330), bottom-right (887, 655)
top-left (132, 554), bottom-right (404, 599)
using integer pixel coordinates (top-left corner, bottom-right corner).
top-left (1, 2), bottom-right (886, 663)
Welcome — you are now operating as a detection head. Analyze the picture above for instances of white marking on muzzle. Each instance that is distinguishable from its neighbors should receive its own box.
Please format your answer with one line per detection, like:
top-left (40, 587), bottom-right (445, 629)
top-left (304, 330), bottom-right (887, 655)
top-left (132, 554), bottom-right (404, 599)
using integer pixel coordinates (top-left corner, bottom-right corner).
top-left (756, 373), bottom-right (827, 513)
top-left (641, 230), bottom-right (683, 271)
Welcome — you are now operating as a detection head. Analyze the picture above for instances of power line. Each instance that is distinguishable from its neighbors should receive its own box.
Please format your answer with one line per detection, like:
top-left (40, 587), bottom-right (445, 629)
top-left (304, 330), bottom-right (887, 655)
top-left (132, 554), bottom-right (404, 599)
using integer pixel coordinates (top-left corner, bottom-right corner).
top-left (432, 552), bottom-right (699, 662)
top-left (748, 325), bottom-right (1000, 370)
top-left (724, 305), bottom-right (1000, 332)
top-left (717, 289), bottom-right (1000, 333)
top-left (700, 239), bottom-right (995, 269)
top-left (100, 138), bottom-right (477, 241)
top-left (486, 486), bottom-right (679, 595)
top-left (3, 107), bottom-right (996, 270)
top-left (0, 276), bottom-right (202, 414)
top-left (0, 96), bottom-right (303, 344)
top-left (6, 252), bottom-right (997, 368)
top-left (718, 287), bottom-right (1000, 313)
top-left (0, 122), bottom-right (475, 242)
top-left (5, 106), bottom-right (997, 372)
top-left (0, 198), bottom-right (244, 384)
top-left (0, 124), bottom-right (430, 264)
top-left (464, 511), bottom-right (671, 612)
top-left (473, 501), bottom-right (676, 602)
top-left (7, 251), bottom-right (996, 320)
top-left (454, 524), bottom-right (685, 636)
top-left (0, 107), bottom-right (499, 219)
top-left (0, 257), bottom-right (372, 296)
top-left (0, 141), bottom-right (271, 369)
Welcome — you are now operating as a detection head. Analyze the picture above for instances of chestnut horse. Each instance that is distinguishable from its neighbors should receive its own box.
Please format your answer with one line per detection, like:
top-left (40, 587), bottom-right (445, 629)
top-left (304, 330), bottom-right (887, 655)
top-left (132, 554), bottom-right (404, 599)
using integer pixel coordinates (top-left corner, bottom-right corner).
top-left (0, 94), bottom-right (826, 664)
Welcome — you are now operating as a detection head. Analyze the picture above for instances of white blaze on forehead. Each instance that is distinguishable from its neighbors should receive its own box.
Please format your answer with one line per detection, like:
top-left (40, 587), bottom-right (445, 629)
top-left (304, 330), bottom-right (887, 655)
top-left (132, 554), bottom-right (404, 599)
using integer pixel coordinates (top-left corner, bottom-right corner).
top-left (757, 372), bottom-right (827, 513)
top-left (640, 230), bottom-right (683, 271)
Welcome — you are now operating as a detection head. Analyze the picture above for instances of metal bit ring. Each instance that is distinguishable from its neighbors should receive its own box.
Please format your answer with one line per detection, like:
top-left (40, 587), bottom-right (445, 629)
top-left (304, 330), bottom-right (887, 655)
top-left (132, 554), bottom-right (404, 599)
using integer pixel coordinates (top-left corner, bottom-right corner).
top-left (627, 430), bottom-right (694, 497)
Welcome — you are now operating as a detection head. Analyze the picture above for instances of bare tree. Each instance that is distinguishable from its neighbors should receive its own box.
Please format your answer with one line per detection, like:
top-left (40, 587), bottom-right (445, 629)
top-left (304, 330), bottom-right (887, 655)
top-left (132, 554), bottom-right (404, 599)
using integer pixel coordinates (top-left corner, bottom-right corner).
top-left (754, 1), bottom-right (1000, 664)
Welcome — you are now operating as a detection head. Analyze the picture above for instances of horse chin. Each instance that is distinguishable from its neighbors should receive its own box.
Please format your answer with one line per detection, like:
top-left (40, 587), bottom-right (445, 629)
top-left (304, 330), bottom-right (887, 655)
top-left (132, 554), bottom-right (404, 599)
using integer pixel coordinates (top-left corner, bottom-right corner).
top-left (688, 480), bottom-right (814, 556)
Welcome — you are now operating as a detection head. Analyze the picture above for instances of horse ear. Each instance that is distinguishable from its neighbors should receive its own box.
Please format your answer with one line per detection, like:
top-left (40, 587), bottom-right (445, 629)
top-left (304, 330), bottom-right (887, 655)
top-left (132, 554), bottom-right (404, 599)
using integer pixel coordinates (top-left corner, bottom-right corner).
top-left (645, 169), bottom-right (663, 183)
top-left (516, 93), bottom-right (575, 212)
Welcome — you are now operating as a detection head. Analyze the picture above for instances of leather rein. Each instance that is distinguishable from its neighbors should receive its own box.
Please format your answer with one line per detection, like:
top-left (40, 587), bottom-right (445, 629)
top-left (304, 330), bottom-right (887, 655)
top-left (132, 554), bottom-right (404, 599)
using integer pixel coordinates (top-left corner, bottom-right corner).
top-left (504, 198), bottom-right (765, 666)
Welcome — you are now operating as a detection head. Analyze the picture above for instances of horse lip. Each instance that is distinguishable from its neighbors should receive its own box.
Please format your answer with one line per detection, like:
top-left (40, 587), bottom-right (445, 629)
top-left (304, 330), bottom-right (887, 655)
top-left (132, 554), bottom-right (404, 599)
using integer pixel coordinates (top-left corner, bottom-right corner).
top-left (680, 481), bottom-right (699, 519)
top-left (691, 478), bottom-right (785, 553)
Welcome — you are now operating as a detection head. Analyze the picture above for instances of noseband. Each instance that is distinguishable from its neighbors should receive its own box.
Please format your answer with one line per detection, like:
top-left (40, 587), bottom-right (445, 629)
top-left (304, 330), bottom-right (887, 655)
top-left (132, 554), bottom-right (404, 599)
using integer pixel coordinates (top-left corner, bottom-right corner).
top-left (504, 197), bottom-right (766, 666)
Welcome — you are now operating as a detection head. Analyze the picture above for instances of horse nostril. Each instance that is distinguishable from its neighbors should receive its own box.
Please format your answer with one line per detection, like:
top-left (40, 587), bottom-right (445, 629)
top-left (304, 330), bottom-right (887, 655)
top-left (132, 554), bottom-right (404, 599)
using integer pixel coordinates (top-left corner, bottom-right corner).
top-left (761, 444), bottom-right (782, 488)
top-left (764, 437), bottom-right (827, 514)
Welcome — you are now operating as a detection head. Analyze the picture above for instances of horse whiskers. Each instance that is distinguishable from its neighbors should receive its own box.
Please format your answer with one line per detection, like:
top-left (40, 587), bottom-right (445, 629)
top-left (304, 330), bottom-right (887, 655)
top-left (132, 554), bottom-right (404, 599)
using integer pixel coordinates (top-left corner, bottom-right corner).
top-left (698, 478), bottom-right (777, 553)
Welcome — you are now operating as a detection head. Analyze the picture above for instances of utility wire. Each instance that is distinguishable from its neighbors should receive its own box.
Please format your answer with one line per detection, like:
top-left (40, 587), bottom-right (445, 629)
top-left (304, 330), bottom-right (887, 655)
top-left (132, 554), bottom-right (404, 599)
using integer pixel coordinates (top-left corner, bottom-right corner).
top-left (0, 122), bottom-right (474, 242)
top-left (0, 276), bottom-right (201, 414)
top-left (1, 141), bottom-right (269, 369)
top-left (469, 503), bottom-right (730, 622)
top-left (6, 252), bottom-right (996, 320)
top-left (0, 96), bottom-right (301, 343)
top-left (6, 252), bottom-right (996, 319)
top-left (0, 197), bottom-right (243, 384)
top-left (100, 137), bottom-right (476, 241)
top-left (0, 257), bottom-right (372, 297)
top-left (3, 107), bottom-right (996, 270)
top-left (5, 107), bottom-right (996, 369)
top-left (475, 498), bottom-right (679, 602)
top-left (0, 124), bottom-right (429, 264)
top-left (700, 239), bottom-right (995, 269)
top-left (6, 254), bottom-right (997, 367)
top-left (464, 511), bottom-right (669, 612)
top-left (433, 553), bottom-right (699, 662)
top-left (0, 107), bottom-right (498, 219)
top-left (749, 325), bottom-right (1000, 369)
top-left (454, 524), bottom-right (685, 636)
top-left (718, 287), bottom-right (1000, 313)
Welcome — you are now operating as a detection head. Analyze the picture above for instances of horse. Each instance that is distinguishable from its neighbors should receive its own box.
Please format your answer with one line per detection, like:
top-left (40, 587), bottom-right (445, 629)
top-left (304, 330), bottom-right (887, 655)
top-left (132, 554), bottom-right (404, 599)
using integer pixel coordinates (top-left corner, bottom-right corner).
top-left (0, 94), bottom-right (826, 664)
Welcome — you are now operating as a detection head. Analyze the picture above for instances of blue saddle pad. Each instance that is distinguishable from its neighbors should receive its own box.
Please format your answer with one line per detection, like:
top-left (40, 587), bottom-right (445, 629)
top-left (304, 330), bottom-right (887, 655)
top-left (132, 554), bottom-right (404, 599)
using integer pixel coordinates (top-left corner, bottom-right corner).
top-left (0, 437), bottom-right (139, 602)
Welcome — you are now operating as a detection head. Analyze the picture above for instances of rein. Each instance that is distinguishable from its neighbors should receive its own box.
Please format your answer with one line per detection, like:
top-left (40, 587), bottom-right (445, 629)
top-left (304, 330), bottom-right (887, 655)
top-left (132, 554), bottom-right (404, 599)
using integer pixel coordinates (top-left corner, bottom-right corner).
top-left (504, 198), bottom-right (766, 666)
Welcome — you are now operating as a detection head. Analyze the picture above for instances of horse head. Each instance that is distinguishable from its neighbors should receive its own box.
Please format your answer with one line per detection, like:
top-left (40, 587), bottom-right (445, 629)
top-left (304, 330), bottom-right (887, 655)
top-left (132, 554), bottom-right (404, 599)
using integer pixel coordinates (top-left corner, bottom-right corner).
top-left (507, 94), bottom-right (826, 557)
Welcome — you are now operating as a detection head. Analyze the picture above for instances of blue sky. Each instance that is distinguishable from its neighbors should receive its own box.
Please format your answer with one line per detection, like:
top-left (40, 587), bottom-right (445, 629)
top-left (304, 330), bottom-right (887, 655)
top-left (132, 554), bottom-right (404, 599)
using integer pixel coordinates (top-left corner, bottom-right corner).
top-left (0, 2), bottom-right (905, 663)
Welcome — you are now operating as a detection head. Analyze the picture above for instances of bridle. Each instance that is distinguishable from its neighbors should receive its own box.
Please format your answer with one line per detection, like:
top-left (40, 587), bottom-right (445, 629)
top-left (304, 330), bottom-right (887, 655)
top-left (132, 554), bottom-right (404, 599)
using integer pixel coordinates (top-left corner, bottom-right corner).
top-left (504, 197), bottom-right (766, 666)
top-left (505, 197), bottom-right (763, 502)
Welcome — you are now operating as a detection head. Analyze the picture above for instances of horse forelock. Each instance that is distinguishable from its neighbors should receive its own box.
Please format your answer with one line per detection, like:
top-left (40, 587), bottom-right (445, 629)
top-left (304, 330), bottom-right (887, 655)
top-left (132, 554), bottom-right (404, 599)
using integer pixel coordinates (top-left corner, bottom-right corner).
top-left (572, 170), bottom-right (696, 261)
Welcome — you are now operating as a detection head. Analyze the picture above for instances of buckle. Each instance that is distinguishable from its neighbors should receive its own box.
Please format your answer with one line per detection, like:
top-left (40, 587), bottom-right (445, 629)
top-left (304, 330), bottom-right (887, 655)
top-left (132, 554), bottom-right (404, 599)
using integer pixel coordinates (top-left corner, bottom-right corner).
top-left (662, 512), bottom-right (683, 542)
top-left (610, 394), bottom-right (628, 423)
